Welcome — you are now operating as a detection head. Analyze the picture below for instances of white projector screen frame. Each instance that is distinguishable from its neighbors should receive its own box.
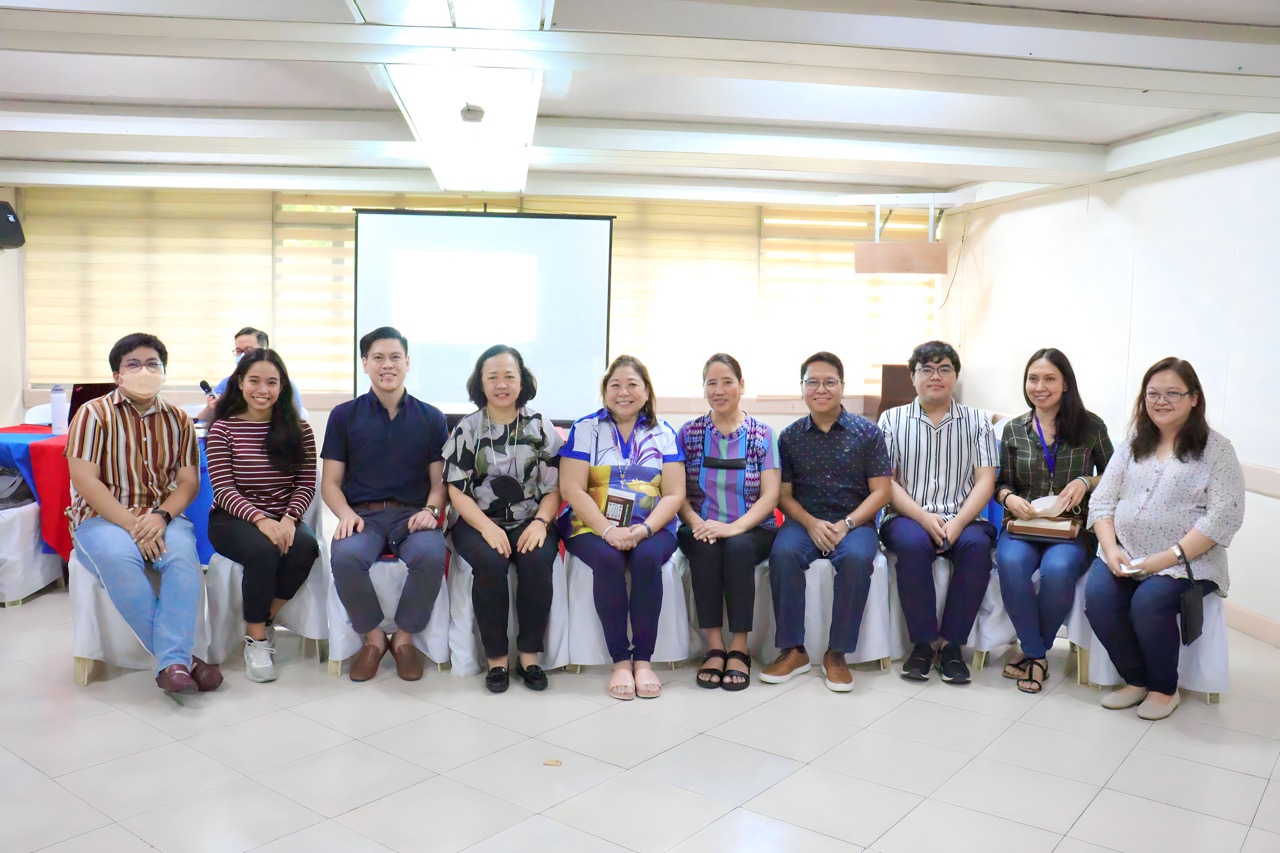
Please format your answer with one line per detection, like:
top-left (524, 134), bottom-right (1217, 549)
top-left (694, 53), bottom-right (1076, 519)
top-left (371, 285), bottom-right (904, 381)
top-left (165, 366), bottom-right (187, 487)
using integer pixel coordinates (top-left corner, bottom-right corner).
top-left (354, 210), bottom-right (613, 423)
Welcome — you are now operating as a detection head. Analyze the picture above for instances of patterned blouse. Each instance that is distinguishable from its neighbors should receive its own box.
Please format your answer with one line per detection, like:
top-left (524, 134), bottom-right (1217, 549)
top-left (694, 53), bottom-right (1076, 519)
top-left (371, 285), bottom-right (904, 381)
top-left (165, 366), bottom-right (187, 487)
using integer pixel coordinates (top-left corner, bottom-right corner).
top-left (443, 407), bottom-right (563, 529)
top-left (679, 413), bottom-right (779, 528)
top-left (997, 410), bottom-right (1114, 527)
top-left (557, 409), bottom-right (685, 539)
top-left (1087, 430), bottom-right (1245, 596)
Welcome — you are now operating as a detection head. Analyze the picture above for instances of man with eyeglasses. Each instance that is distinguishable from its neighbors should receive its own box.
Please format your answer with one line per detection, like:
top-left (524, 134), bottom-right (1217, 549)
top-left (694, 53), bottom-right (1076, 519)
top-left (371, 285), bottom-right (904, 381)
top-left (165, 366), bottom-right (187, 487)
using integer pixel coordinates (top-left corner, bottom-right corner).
top-left (65, 332), bottom-right (223, 698)
top-left (195, 327), bottom-right (302, 422)
top-left (321, 326), bottom-right (449, 683)
top-left (879, 340), bottom-right (998, 684)
top-left (760, 352), bottom-right (893, 691)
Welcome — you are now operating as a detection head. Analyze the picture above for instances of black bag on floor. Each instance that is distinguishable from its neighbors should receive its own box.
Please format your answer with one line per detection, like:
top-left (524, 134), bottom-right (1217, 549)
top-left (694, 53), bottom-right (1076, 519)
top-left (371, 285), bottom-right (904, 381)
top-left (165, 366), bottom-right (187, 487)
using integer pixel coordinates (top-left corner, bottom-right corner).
top-left (0, 467), bottom-right (35, 509)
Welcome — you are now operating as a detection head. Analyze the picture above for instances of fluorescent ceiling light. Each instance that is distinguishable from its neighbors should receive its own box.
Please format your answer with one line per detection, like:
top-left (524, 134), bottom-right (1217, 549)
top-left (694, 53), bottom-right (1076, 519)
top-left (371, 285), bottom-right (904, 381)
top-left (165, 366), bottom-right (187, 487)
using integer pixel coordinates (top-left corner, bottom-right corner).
top-left (386, 65), bottom-right (542, 192)
top-left (762, 218), bottom-right (869, 227)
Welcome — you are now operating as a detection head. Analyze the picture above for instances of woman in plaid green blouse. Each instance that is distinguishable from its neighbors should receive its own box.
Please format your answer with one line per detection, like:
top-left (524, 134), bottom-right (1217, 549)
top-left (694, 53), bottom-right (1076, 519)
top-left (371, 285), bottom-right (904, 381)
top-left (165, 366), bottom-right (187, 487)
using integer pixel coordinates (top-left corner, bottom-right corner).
top-left (994, 349), bottom-right (1114, 694)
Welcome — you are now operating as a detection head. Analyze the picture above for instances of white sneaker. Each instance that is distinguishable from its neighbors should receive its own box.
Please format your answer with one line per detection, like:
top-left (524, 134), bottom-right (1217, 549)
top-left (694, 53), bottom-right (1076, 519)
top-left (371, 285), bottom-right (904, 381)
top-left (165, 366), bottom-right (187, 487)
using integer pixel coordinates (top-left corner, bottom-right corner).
top-left (244, 636), bottom-right (277, 683)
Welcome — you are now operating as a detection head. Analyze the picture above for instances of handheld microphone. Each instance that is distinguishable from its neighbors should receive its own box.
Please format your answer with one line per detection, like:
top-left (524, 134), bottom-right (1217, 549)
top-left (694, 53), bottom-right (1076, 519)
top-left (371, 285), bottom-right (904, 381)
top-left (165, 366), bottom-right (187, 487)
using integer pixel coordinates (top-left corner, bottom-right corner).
top-left (200, 380), bottom-right (215, 397)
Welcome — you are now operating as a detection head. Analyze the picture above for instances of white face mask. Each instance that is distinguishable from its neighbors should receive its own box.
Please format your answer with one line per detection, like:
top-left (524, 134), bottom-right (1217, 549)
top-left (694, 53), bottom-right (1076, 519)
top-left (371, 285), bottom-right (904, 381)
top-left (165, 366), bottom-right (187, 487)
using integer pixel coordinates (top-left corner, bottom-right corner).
top-left (234, 352), bottom-right (245, 367)
top-left (119, 369), bottom-right (165, 398)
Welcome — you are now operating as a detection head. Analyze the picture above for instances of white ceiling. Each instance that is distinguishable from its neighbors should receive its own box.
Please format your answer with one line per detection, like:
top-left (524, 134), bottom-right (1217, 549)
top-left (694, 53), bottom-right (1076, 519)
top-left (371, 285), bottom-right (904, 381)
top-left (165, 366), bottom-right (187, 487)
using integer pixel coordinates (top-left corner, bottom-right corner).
top-left (0, 0), bottom-right (1276, 207)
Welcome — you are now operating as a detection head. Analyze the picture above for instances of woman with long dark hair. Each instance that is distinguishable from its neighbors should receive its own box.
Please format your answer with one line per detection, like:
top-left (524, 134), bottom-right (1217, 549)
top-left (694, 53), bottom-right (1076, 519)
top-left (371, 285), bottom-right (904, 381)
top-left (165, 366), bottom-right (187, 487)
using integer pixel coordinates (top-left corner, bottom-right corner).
top-left (207, 348), bottom-right (318, 683)
top-left (558, 355), bottom-right (686, 700)
top-left (994, 348), bottom-right (1113, 694)
top-left (443, 344), bottom-right (563, 694)
top-left (1084, 357), bottom-right (1244, 720)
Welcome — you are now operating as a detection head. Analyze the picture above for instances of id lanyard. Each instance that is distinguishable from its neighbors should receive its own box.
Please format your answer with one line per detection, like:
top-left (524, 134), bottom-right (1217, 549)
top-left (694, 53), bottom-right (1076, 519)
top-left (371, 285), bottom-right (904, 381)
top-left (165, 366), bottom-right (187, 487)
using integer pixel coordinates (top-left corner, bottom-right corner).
top-left (1033, 413), bottom-right (1060, 483)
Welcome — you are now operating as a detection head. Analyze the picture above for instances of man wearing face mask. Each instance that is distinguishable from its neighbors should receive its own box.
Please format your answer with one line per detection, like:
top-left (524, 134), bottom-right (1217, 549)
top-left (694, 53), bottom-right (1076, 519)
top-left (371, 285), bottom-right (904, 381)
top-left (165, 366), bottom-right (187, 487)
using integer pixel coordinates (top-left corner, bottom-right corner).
top-left (65, 332), bottom-right (222, 697)
top-left (195, 327), bottom-right (303, 422)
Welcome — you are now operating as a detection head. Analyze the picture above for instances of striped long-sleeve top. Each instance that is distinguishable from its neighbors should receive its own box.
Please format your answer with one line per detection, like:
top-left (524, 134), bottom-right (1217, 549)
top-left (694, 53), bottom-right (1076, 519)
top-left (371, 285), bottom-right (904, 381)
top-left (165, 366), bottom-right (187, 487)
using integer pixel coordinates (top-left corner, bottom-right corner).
top-left (206, 417), bottom-right (316, 524)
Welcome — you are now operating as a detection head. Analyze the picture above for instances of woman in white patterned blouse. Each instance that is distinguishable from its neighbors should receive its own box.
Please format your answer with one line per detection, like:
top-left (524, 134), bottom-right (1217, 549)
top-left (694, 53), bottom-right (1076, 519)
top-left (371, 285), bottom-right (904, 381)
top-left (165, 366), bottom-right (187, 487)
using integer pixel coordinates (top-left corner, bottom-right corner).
top-left (1085, 357), bottom-right (1245, 721)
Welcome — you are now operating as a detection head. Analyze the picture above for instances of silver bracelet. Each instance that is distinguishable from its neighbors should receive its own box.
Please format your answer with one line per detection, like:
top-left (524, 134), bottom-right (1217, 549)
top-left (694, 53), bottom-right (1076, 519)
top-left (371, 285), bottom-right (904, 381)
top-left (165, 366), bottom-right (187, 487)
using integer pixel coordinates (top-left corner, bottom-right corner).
top-left (1074, 476), bottom-right (1091, 492)
top-left (602, 524), bottom-right (616, 537)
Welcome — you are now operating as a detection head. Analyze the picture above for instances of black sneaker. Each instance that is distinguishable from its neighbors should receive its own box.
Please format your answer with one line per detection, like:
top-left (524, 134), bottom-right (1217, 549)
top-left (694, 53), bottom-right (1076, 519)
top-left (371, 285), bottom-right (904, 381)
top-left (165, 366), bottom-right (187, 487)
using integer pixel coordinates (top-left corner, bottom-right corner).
top-left (901, 643), bottom-right (934, 681)
top-left (937, 643), bottom-right (970, 684)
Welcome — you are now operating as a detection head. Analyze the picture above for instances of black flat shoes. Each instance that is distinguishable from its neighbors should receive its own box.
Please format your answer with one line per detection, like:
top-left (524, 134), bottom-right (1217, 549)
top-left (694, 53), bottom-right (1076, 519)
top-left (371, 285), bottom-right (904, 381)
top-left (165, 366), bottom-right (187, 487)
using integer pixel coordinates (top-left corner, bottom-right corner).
top-left (515, 660), bottom-right (548, 691)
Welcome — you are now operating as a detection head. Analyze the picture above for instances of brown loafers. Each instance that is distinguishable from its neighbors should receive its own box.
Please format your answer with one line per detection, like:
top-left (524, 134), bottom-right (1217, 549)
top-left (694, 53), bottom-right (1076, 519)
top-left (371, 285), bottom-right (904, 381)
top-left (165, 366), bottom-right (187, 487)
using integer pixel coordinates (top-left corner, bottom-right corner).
top-left (156, 664), bottom-right (198, 695)
top-left (190, 656), bottom-right (224, 692)
top-left (349, 643), bottom-right (387, 682)
top-left (391, 643), bottom-right (425, 681)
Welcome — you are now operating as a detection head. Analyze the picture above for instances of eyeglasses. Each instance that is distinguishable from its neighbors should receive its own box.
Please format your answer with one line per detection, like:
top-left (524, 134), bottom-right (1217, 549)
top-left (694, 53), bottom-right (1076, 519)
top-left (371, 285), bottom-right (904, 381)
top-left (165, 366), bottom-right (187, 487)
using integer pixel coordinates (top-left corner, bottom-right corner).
top-left (121, 360), bottom-right (164, 373)
top-left (802, 378), bottom-right (843, 391)
top-left (915, 365), bottom-right (955, 379)
top-left (233, 347), bottom-right (258, 356)
top-left (1146, 390), bottom-right (1190, 404)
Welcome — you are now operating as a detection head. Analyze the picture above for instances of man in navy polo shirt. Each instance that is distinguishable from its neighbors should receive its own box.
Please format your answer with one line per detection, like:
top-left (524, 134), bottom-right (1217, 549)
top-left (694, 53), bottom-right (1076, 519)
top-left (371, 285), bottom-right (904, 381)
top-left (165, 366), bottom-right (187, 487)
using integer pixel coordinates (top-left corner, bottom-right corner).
top-left (321, 326), bottom-right (449, 683)
top-left (760, 351), bottom-right (893, 693)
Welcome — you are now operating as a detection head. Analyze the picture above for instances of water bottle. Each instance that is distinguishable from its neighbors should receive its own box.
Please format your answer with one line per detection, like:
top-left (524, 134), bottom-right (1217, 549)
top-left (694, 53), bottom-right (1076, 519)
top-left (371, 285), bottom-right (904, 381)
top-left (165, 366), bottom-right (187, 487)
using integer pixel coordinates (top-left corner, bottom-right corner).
top-left (50, 384), bottom-right (69, 435)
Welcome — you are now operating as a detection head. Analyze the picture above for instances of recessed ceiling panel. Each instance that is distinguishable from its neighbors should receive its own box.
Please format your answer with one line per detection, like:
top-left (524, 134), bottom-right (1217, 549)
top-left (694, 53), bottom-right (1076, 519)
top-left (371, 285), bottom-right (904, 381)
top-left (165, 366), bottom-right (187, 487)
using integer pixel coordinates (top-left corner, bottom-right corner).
top-left (541, 73), bottom-right (1209, 145)
top-left (0, 52), bottom-right (395, 109)
top-left (0, 0), bottom-right (359, 22)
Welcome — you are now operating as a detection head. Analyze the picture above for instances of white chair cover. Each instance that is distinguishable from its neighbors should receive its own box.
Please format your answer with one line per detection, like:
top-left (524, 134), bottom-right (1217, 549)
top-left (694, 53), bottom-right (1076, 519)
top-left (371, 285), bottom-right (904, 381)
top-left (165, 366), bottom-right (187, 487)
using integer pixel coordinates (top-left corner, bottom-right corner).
top-left (0, 503), bottom-right (63, 604)
top-left (23, 404), bottom-right (52, 425)
top-left (563, 552), bottom-right (691, 666)
top-left (682, 553), bottom-right (895, 666)
top-left (1067, 575), bottom-right (1229, 694)
top-left (205, 546), bottom-right (331, 664)
top-left (325, 558), bottom-right (450, 668)
top-left (887, 552), bottom-right (1015, 660)
top-left (444, 544), bottom-right (570, 677)
top-left (69, 551), bottom-right (211, 673)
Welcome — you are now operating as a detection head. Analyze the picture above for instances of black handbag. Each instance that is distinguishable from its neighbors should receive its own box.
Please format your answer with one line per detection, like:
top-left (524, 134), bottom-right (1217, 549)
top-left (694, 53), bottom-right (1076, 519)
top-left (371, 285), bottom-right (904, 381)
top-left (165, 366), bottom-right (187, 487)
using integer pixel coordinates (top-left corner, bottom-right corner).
top-left (0, 467), bottom-right (35, 510)
top-left (1180, 558), bottom-right (1204, 646)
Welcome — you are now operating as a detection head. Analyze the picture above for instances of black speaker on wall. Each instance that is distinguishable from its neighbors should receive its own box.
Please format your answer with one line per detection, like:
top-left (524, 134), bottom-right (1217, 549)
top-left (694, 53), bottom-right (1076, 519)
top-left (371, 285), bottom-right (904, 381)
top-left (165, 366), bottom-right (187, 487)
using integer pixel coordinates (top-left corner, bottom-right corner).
top-left (0, 202), bottom-right (25, 249)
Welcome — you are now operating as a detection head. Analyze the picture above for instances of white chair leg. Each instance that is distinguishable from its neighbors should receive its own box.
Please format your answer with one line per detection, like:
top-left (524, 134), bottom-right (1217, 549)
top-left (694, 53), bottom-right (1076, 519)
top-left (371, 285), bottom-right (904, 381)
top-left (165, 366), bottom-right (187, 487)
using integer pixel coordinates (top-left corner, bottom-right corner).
top-left (73, 657), bottom-right (97, 686)
top-left (972, 650), bottom-right (988, 671)
top-left (327, 658), bottom-right (343, 676)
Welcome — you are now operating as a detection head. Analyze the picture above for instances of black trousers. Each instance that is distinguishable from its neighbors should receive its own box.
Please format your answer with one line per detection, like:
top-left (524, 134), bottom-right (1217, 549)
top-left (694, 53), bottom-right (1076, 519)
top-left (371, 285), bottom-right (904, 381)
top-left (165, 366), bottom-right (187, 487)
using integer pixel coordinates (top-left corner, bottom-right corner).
top-left (677, 524), bottom-right (775, 633)
top-left (208, 508), bottom-right (318, 625)
top-left (451, 517), bottom-right (559, 659)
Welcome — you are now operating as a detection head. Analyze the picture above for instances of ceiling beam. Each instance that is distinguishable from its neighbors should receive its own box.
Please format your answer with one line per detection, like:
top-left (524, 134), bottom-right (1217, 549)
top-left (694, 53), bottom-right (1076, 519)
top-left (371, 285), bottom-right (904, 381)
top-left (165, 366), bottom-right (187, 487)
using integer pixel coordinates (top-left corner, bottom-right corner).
top-left (0, 9), bottom-right (1277, 112)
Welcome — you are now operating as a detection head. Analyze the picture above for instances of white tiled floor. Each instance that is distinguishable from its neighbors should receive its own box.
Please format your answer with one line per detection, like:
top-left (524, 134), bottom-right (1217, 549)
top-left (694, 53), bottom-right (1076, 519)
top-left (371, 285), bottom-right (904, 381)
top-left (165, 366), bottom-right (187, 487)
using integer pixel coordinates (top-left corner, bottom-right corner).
top-left (3, 586), bottom-right (1280, 853)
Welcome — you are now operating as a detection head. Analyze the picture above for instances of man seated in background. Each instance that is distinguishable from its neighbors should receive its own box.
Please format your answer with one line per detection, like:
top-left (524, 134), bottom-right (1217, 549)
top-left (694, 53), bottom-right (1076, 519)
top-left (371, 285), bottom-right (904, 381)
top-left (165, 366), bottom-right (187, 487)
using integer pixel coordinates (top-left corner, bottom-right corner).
top-left (879, 340), bottom-right (998, 685)
top-left (196, 326), bottom-right (303, 421)
top-left (66, 332), bottom-right (222, 698)
top-left (321, 326), bottom-right (450, 682)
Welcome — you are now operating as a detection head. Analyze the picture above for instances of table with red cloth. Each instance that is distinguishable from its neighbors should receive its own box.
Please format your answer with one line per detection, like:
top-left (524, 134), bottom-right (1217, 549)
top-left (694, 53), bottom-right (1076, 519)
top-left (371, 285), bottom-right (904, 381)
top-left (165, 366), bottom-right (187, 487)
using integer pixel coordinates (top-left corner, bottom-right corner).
top-left (0, 424), bottom-right (216, 563)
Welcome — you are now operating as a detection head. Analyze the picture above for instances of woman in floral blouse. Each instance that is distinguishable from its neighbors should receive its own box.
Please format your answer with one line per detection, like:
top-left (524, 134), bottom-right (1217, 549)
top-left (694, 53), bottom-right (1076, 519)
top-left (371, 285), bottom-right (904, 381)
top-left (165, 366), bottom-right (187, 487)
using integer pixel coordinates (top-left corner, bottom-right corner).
top-left (444, 345), bottom-right (563, 694)
top-left (1085, 357), bottom-right (1245, 721)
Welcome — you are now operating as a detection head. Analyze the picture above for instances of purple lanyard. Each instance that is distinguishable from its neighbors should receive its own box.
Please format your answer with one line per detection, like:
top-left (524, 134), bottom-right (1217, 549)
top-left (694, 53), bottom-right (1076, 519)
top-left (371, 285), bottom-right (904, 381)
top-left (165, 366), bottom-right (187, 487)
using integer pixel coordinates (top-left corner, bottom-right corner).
top-left (1033, 413), bottom-right (1059, 479)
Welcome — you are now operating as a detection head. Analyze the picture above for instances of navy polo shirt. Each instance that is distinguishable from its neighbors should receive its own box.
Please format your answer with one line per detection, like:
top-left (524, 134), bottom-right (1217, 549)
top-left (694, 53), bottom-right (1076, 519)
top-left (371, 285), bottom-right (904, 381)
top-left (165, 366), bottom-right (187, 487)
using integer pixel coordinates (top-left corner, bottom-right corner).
top-left (320, 390), bottom-right (447, 507)
top-left (779, 409), bottom-right (893, 523)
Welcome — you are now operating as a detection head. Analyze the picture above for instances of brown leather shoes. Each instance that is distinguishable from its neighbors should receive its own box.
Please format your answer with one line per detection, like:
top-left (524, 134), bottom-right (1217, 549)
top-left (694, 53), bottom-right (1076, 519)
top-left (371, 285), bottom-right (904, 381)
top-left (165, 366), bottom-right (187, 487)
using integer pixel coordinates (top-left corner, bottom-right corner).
top-left (190, 656), bottom-right (224, 692)
top-left (822, 649), bottom-right (854, 693)
top-left (156, 664), bottom-right (198, 695)
top-left (349, 643), bottom-right (387, 682)
top-left (391, 643), bottom-right (425, 681)
top-left (759, 646), bottom-right (811, 684)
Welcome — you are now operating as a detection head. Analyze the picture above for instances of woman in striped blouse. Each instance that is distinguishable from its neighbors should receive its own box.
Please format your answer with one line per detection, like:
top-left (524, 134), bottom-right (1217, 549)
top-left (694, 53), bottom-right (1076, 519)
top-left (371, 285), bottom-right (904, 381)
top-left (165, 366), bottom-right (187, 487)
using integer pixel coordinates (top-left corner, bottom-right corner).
top-left (207, 349), bottom-right (319, 683)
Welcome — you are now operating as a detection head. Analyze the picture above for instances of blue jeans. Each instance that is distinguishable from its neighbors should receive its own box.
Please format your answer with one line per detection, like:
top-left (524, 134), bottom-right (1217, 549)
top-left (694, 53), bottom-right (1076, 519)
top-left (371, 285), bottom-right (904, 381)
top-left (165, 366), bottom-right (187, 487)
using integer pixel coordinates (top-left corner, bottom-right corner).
top-left (769, 519), bottom-right (878, 654)
top-left (995, 530), bottom-right (1089, 659)
top-left (1084, 558), bottom-right (1217, 695)
top-left (564, 530), bottom-right (677, 663)
top-left (880, 515), bottom-right (996, 646)
top-left (73, 515), bottom-right (202, 674)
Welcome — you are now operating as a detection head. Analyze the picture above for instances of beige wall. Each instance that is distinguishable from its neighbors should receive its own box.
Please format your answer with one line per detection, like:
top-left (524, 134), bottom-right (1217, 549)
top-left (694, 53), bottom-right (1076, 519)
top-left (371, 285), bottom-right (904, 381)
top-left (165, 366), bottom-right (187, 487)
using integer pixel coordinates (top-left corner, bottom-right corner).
top-left (937, 142), bottom-right (1280, 625)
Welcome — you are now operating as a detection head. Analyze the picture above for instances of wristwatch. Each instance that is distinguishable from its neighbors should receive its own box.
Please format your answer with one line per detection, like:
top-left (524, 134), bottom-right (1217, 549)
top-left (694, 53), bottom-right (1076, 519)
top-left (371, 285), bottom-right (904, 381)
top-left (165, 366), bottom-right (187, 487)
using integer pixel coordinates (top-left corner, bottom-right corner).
top-left (154, 509), bottom-right (172, 525)
top-left (844, 516), bottom-right (855, 531)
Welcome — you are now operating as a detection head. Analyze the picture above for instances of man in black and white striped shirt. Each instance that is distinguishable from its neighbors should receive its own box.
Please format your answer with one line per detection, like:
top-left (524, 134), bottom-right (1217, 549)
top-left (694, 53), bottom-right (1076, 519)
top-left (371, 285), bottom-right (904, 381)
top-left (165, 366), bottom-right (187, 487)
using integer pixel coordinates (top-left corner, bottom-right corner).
top-left (879, 341), bottom-right (998, 685)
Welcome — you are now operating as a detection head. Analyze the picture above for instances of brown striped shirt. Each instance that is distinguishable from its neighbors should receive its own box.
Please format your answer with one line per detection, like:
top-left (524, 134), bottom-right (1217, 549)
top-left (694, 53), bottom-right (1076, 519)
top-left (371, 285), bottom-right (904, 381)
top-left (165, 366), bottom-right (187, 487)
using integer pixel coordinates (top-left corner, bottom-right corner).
top-left (206, 417), bottom-right (316, 524)
top-left (64, 389), bottom-right (199, 529)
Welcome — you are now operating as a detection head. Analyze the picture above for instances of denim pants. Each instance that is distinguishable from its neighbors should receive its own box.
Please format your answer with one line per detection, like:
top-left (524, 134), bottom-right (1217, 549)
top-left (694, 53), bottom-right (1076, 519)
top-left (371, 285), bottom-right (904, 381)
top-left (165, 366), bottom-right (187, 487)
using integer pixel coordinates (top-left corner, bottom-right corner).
top-left (329, 506), bottom-right (446, 636)
top-left (73, 515), bottom-right (202, 674)
top-left (880, 515), bottom-right (996, 646)
top-left (768, 519), bottom-right (878, 654)
top-left (1084, 557), bottom-right (1217, 695)
top-left (564, 530), bottom-right (677, 663)
top-left (995, 530), bottom-right (1089, 659)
